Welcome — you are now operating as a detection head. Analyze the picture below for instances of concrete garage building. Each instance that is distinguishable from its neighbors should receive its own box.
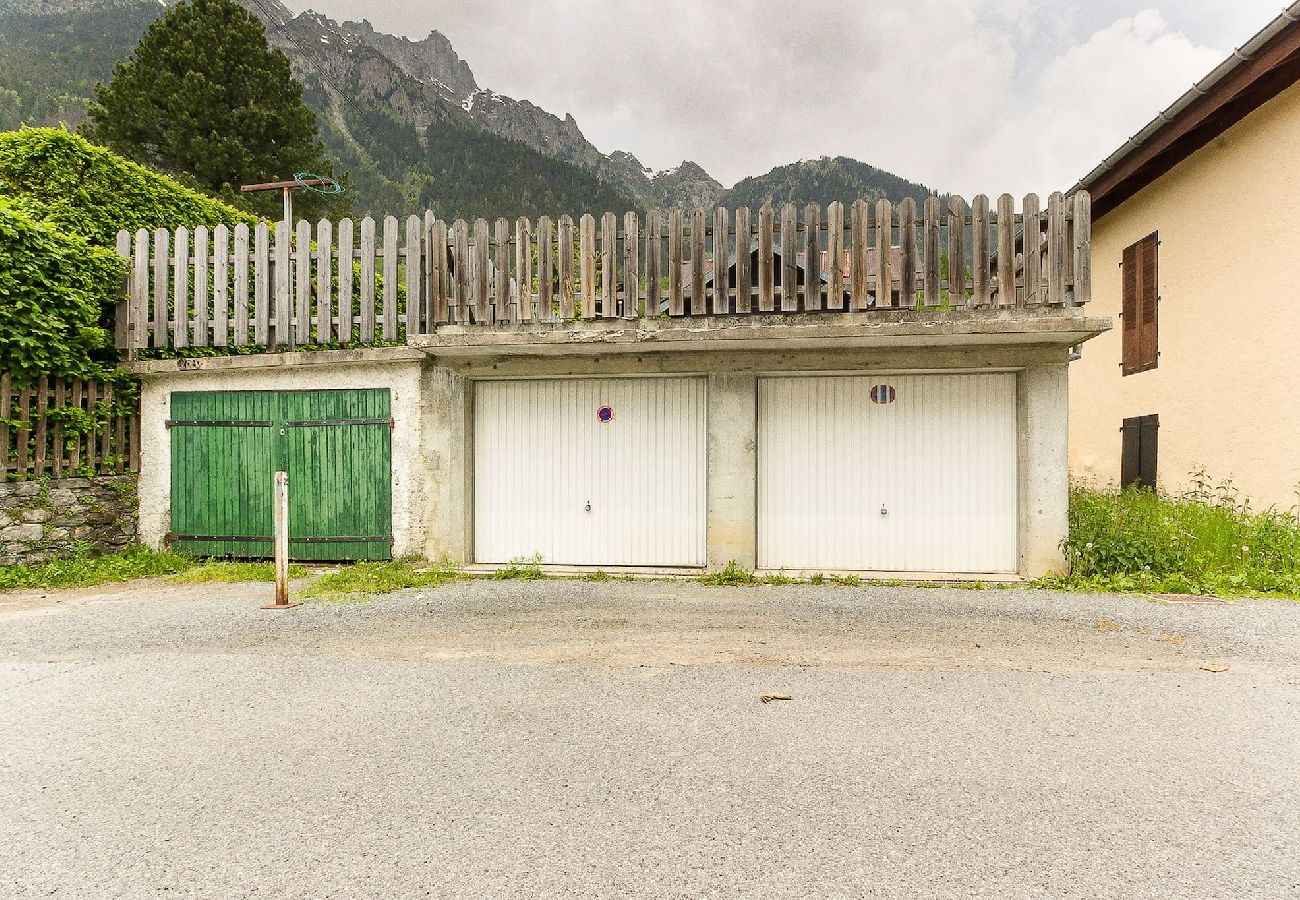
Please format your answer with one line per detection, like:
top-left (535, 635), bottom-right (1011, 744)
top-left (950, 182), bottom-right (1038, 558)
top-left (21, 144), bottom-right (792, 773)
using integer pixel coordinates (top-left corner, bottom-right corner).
top-left (122, 198), bottom-right (1105, 578)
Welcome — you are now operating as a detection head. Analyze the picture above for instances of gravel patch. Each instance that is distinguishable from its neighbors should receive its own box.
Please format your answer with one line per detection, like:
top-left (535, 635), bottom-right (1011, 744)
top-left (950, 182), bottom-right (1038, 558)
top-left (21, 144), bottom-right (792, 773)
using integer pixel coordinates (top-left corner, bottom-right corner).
top-left (1, 580), bottom-right (1298, 897)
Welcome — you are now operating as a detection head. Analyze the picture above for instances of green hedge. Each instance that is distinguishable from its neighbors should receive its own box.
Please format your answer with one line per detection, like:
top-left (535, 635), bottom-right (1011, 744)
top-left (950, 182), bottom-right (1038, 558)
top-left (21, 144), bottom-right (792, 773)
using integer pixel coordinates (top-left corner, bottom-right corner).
top-left (0, 197), bottom-right (122, 382)
top-left (0, 126), bottom-right (254, 247)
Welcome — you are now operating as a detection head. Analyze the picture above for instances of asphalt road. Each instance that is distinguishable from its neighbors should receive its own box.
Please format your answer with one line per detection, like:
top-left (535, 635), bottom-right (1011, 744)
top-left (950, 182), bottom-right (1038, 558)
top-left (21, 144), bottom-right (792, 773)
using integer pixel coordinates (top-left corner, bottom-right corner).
top-left (2, 579), bottom-right (1298, 898)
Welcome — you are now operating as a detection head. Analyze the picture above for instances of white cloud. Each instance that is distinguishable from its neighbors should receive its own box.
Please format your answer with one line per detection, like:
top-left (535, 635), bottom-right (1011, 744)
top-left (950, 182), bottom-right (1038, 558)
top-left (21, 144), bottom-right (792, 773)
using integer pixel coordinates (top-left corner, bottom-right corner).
top-left (958, 9), bottom-right (1224, 196)
top-left (289, 1), bottom-right (1236, 196)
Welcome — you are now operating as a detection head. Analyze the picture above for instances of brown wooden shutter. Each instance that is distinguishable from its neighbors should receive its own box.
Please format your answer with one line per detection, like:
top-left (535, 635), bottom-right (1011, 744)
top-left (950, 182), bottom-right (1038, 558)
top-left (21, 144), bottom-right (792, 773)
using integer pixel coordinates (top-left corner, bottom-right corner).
top-left (1121, 233), bottom-right (1158, 375)
top-left (1121, 242), bottom-right (1139, 374)
top-left (1137, 234), bottom-right (1159, 370)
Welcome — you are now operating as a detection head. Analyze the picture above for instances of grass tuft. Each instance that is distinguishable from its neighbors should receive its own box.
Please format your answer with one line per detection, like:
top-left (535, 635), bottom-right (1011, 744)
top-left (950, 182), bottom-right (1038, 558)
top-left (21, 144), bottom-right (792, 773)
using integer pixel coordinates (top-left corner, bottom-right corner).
top-left (1036, 482), bottom-right (1300, 599)
top-left (0, 544), bottom-right (194, 591)
top-left (490, 554), bottom-right (545, 580)
top-left (700, 561), bottom-right (759, 586)
top-left (170, 561), bottom-right (308, 584)
top-left (300, 558), bottom-right (464, 602)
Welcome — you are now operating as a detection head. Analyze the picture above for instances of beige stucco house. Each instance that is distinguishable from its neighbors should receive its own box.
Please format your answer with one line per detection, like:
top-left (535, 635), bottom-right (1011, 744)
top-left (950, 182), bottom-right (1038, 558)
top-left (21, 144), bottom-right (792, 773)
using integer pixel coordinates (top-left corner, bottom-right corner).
top-left (1069, 2), bottom-right (1300, 512)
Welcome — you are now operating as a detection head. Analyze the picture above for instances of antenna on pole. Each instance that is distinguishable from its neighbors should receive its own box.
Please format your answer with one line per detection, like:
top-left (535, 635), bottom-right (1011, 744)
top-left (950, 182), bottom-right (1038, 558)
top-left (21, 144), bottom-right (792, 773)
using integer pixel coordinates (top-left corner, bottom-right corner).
top-left (239, 173), bottom-right (342, 229)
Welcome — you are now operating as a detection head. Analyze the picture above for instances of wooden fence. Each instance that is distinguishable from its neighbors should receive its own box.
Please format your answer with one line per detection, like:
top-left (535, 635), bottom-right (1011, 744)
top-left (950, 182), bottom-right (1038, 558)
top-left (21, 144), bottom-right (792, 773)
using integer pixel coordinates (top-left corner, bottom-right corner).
top-left (1, 375), bottom-right (140, 480)
top-left (114, 192), bottom-right (1091, 351)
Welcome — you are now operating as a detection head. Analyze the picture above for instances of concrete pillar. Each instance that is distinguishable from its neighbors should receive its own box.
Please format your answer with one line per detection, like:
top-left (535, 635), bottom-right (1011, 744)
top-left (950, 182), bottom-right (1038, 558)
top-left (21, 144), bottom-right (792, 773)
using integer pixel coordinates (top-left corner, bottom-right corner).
top-left (706, 372), bottom-right (758, 570)
top-left (136, 378), bottom-right (170, 551)
top-left (422, 365), bottom-right (470, 563)
top-left (1019, 363), bottom-right (1070, 576)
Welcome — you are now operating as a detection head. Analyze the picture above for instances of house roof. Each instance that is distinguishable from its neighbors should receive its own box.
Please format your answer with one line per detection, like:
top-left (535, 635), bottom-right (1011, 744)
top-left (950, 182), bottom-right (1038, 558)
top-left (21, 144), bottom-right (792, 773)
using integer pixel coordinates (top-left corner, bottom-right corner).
top-left (1073, 2), bottom-right (1300, 220)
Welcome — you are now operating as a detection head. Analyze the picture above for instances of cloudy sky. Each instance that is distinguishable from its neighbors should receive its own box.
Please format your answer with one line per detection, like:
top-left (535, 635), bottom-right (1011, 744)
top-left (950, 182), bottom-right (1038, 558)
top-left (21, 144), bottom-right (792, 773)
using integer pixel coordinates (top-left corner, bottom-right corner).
top-left (285, 1), bottom-right (1284, 195)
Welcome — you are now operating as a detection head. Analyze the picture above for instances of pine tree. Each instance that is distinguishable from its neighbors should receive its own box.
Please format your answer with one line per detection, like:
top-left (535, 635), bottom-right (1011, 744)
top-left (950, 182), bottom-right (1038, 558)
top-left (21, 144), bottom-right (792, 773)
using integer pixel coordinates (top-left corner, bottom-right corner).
top-left (83, 0), bottom-right (335, 218)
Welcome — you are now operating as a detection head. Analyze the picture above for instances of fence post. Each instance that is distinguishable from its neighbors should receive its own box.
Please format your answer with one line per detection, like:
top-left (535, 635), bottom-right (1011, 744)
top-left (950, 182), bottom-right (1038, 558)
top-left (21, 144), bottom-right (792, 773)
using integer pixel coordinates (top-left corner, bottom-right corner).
top-left (263, 471), bottom-right (299, 611)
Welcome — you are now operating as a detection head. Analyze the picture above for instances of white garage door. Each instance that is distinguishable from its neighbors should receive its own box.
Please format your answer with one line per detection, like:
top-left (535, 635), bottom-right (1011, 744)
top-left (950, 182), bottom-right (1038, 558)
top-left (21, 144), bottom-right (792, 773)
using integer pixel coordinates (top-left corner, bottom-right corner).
top-left (758, 373), bottom-right (1018, 574)
top-left (474, 377), bottom-right (707, 567)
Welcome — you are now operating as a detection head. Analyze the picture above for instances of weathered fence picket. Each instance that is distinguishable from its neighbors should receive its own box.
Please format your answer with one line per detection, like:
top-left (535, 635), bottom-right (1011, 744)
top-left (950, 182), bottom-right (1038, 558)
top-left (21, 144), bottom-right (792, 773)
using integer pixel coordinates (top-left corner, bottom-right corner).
top-left (112, 192), bottom-right (1091, 352)
top-left (1, 376), bottom-right (140, 480)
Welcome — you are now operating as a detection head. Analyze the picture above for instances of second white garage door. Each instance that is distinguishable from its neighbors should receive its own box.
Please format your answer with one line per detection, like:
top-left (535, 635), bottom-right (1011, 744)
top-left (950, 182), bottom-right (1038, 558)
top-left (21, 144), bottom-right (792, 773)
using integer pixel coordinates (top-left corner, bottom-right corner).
top-left (474, 377), bottom-right (707, 567)
top-left (758, 373), bottom-right (1018, 574)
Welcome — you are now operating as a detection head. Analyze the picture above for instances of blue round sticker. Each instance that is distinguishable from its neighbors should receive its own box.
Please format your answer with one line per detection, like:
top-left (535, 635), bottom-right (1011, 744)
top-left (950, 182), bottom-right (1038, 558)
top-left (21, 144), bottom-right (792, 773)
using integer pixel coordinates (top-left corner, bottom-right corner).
top-left (870, 384), bottom-right (896, 405)
top-left (597, 405), bottom-right (614, 423)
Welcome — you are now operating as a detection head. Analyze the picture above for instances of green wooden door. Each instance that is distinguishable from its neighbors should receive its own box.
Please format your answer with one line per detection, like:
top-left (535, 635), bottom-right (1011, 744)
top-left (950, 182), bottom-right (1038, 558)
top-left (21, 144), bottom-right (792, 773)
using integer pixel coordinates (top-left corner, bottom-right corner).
top-left (169, 389), bottom-right (392, 561)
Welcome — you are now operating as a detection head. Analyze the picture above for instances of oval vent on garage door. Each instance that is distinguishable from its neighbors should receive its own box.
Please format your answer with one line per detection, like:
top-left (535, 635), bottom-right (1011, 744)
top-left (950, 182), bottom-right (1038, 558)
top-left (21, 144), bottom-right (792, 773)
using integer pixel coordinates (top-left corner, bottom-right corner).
top-left (870, 384), bottom-right (896, 405)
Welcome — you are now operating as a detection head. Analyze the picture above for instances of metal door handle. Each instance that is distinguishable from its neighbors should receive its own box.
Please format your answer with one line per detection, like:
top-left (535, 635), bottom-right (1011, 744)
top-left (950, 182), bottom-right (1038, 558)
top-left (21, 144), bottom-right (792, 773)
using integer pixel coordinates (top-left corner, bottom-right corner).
top-left (585, 500), bottom-right (591, 512)
top-left (880, 504), bottom-right (889, 517)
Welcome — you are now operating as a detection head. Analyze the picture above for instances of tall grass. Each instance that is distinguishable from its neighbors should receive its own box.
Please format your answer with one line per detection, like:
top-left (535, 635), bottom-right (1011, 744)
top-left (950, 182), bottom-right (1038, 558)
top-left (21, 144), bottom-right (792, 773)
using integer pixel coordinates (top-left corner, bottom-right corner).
top-left (1048, 479), bottom-right (1300, 597)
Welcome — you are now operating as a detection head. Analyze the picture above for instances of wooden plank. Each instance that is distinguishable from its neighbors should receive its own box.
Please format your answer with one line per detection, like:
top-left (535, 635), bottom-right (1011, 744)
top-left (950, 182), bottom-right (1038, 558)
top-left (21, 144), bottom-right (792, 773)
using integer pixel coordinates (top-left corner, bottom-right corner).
top-left (408, 215), bottom-right (425, 333)
top-left (425, 210), bottom-right (436, 325)
top-left (83, 382), bottom-right (97, 473)
top-left (1021, 194), bottom-right (1041, 306)
top-left (1073, 190), bottom-right (1092, 306)
top-left (971, 195), bottom-right (991, 307)
top-left (0, 374), bottom-right (8, 476)
top-left (273, 220), bottom-right (291, 347)
top-left (947, 196), bottom-right (967, 306)
top-left (253, 222), bottom-right (270, 344)
top-left (173, 227), bottom-right (190, 348)
top-left (131, 229), bottom-right (150, 349)
top-left (850, 199), bottom-right (869, 310)
top-left (99, 383), bottom-right (112, 471)
top-left (33, 376), bottom-right (47, 478)
top-left (471, 218), bottom-right (490, 325)
top-left (383, 215), bottom-right (400, 339)
top-left (668, 209), bottom-right (685, 315)
top-left (601, 212), bottom-right (617, 317)
top-left (734, 206), bottom-right (751, 313)
top-left (69, 380), bottom-right (82, 473)
top-left (923, 196), bottom-right (941, 307)
top-left (579, 213), bottom-right (596, 318)
top-left (644, 209), bottom-right (661, 317)
top-left (1047, 191), bottom-right (1066, 305)
top-left (114, 231), bottom-right (131, 350)
top-left (623, 211), bottom-right (640, 318)
top-left (337, 218), bottom-right (354, 341)
top-left (898, 198), bottom-right (917, 307)
top-left (152, 228), bottom-right (169, 348)
top-left (757, 203), bottom-right (774, 312)
top-left (874, 199), bottom-right (893, 308)
top-left (997, 193), bottom-right (1016, 307)
top-left (558, 214), bottom-right (575, 320)
top-left (128, 408), bottom-right (140, 473)
top-left (234, 224), bottom-right (251, 345)
top-left (359, 217), bottom-right (377, 341)
top-left (691, 208), bottom-right (706, 315)
top-left (798, 203), bottom-right (819, 310)
top-left (295, 219), bottom-right (312, 344)
top-left (193, 225), bottom-right (209, 346)
top-left (213, 225), bottom-right (229, 346)
top-left (493, 217), bottom-right (511, 322)
top-left (712, 207), bottom-right (729, 314)
top-left (15, 386), bottom-right (31, 477)
top-left (537, 215), bottom-right (554, 320)
top-left (515, 217), bottom-right (532, 321)
top-left (825, 202), bottom-right (843, 311)
top-left (780, 203), bottom-right (797, 312)
top-left (451, 219), bottom-right (470, 325)
top-left (52, 378), bottom-right (65, 477)
top-left (428, 218), bottom-right (448, 326)
top-left (315, 220), bottom-right (333, 343)
top-left (114, 409), bottom-right (125, 475)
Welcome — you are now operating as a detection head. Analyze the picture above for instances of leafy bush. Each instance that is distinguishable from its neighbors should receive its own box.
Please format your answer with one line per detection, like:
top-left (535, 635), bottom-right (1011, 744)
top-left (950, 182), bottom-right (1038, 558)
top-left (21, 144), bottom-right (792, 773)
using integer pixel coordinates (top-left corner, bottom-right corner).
top-left (0, 127), bottom-right (254, 248)
top-left (1047, 482), bottom-right (1300, 598)
top-left (0, 197), bottom-right (122, 382)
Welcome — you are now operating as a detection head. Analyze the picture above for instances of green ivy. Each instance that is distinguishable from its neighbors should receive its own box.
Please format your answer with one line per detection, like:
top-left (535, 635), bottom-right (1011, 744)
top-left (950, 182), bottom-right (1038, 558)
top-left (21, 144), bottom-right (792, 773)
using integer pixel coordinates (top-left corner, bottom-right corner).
top-left (0, 127), bottom-right (255, 248)
top-left (0, 198), bottom-right (122, 383)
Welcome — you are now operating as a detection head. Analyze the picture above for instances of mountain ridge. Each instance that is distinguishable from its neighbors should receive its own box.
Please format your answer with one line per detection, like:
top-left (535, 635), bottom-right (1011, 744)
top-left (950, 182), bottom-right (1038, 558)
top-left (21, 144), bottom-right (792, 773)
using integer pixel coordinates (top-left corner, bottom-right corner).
top-left (0, 0), bottom-right (941, 217)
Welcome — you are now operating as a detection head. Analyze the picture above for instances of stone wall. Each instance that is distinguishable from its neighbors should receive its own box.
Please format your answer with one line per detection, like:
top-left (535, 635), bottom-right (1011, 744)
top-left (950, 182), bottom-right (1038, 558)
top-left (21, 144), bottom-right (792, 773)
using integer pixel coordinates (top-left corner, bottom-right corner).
top-left (0, 476), bottom-right (138, 566)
